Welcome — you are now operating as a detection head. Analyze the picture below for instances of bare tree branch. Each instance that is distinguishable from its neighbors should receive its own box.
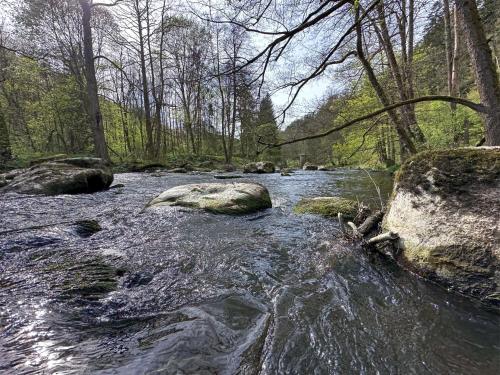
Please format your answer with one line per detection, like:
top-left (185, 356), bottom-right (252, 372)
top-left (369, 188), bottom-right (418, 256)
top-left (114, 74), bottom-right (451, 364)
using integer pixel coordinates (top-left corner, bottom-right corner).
top-left (261, 95), bottom-right (486, 148)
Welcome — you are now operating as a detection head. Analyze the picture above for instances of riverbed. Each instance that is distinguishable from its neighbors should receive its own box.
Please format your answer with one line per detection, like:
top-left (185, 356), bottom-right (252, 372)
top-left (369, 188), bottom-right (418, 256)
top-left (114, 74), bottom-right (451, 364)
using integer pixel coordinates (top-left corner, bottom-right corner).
top-left (1, 170), bottom-right (499, 374)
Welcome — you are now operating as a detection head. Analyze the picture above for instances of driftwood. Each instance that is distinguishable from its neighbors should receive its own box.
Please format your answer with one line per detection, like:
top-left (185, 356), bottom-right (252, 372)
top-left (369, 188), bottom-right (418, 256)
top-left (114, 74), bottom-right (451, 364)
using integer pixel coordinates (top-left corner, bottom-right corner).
top-left (345, 210), bottom-right (384, 239)
top-left (357, 210), bottom-right (384, 236)
top-left (366, 231), bottom-right (399, 245)
top-left (347, 221), bottom-right (359, 237)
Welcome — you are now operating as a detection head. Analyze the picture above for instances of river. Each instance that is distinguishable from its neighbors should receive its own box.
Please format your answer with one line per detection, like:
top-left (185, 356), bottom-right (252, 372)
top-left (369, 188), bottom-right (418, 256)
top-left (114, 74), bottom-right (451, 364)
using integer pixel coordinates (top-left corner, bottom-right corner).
top-left (1, 170), bottom-right (499, 374)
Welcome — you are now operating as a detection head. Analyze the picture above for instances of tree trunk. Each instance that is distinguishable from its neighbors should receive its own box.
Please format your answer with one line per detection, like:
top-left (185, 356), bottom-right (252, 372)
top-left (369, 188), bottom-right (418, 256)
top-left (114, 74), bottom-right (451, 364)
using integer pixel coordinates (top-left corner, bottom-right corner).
top-left (135, 0), bottom-right (154, 159)
top-left (355, 8), bottom-right (417, 157)
top-left (0, 110), bottom-right (12, 165)
top-left (455, 0), bottom-right (500, 145)
top-left (79, 0), bottom-right (109, 161)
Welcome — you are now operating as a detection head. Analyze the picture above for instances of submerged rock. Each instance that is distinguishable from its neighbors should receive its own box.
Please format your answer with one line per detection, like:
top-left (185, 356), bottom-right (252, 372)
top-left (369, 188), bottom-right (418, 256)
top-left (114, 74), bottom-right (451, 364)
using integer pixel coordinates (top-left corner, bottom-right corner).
top-left (0, 158), bottom-right (113, 195)
top-left (72, 220), bottom-right (102, 238)
top-left (147, 182), bottom-right (272, 214)
top-left (294, 196), bottom-right (359, 220)
top-left (302, 163), bottom-right (318, 171)
top-left (243, 161), bottom-right (275, 174)
top-left (383, 147), bottom-right (500, 306)
top-left (222, 164), bottom-right (237, 172)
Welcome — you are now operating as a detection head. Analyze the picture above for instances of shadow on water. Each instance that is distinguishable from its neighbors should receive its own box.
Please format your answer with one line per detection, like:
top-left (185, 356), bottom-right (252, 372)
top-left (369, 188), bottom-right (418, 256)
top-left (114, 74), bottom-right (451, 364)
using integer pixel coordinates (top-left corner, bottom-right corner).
top-left (0, 170), bottom-right (499, 374)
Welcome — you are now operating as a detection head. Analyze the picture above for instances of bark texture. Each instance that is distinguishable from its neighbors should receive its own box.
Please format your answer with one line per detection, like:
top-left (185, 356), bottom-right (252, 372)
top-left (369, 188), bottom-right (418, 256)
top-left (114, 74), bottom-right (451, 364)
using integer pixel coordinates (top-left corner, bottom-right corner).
top-left (79, 0), bottom-right (110, 161)
top-left (455, 0), bottom-right (500, 145)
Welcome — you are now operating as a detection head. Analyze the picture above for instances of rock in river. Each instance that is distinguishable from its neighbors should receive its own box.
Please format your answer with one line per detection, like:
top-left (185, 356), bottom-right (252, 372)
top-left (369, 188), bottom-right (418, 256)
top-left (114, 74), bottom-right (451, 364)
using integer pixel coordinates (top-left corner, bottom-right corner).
top-left (0, 157), bottom-right (113, 195)
top-left (147, 182), bottom-right (272, 214)
top-left (294, 196), bottom-right (360, 220)
top-left (302, 163), bottom-right (318, 171)
top-left (243, 161), bottom-right (275, 174)
top-left (383, 147), bottom-right (500, 306)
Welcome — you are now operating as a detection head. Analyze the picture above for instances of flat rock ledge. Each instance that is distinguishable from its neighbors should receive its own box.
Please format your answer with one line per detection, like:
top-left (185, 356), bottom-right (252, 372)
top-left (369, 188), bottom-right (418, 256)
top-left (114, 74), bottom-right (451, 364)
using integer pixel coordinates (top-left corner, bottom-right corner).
top-left (0, 157), bottom-right (113, 195)
top-left (383, 147), bottom-right (500, 308)
top-left (147, 182), bottom-right (272, 214)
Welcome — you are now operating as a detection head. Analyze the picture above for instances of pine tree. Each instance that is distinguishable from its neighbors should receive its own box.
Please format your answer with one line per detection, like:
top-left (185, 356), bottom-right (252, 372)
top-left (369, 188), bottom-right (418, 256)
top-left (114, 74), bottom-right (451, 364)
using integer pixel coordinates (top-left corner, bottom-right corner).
top-left (256, 94), bottom-right (281, 163)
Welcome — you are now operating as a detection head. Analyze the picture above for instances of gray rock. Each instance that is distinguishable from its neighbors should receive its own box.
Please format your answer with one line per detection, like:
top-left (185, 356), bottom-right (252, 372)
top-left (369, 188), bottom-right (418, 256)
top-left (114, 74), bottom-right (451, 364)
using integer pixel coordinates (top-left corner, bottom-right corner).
top-left (147, 182), bottom-right (272, 214)
top-left (243, 161), bottom-right (275, 174)
top-left (383, 147), bottom-right (500, 306)
top-left (302, 163), bottom-right (318, 170)
top-left (0, 159), bottom-right (113, 195)
top-left (222, 164), bottom-right (237, 172)
top-left (318, 165), bottom-right (329, 171)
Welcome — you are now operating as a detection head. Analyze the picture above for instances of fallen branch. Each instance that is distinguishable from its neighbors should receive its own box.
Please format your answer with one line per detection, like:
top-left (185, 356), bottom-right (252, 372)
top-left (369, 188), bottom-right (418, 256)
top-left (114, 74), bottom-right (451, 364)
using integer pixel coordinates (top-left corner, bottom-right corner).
top-left (357, 210), bottom-right (384, 236)
top-left (347, 221), bottom-right (359, 237)
top-left (366, 231), bottom-right (398, 245)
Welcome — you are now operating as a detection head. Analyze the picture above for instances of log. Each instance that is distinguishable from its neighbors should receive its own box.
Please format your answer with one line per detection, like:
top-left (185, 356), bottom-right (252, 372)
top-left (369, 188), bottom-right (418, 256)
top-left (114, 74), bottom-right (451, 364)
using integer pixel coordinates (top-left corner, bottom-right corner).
top-left (357, 210), bottom-right (384, 236)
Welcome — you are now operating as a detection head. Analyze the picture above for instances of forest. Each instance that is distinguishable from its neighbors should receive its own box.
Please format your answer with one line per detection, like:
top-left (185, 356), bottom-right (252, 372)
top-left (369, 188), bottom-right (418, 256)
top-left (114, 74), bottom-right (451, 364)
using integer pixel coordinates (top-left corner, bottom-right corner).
top-left (0, 0), bottom-right (498, 170)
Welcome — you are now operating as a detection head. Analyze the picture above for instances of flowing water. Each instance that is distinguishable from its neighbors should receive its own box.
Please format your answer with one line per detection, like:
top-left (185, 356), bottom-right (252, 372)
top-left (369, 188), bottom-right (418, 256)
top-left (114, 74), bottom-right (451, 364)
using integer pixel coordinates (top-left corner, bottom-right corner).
top-left (0, 170), bottom-right (499, 374)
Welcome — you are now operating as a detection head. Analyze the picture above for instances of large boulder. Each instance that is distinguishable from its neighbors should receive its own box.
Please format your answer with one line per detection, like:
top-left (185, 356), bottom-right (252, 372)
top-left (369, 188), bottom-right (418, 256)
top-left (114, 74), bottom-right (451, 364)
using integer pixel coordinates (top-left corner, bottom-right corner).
top-left (147, 182), bottom-right (272, 214)
top-left (294, 196), bottom-right (360, 220)
top-left (243, 161), bottom-right (275, 174)
top-left (318, 165), bottom-right (329, 171)
top-left (0, 158), bottom-right (113, 195)
top-left (302, 163), bottom-right (318, 171)
top-left (383, 148), bottom-right (500, 306)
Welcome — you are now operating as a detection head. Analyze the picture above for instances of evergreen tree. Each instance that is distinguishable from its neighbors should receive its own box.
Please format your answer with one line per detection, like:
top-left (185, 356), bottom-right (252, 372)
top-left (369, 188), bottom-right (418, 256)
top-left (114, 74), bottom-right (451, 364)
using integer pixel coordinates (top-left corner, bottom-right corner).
top-left (256, 93), bottom-right (281, 164)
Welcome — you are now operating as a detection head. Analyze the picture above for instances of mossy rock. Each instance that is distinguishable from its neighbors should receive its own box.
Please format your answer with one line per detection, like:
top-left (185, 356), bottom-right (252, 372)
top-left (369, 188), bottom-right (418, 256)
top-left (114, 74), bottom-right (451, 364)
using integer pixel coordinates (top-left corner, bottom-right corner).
top-left (147, 182), bottom-right (272, 215)
top-left (385, 147), bottom-right (500, 308)
top-left (45, 258), bottom-right (125, 301)
top-left (294, 197), bottom-right (359, 219)
top-left (0, 161), bottom-right (113, 195)
top-left (394, 147), bottom-right (500, 197)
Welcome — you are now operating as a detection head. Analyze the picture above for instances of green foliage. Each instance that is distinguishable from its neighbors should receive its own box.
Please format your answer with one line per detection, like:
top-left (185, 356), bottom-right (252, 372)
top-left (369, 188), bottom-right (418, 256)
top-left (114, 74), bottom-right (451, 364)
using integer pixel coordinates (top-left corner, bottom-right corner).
top-left (256, 94), bottom-right (281, 164)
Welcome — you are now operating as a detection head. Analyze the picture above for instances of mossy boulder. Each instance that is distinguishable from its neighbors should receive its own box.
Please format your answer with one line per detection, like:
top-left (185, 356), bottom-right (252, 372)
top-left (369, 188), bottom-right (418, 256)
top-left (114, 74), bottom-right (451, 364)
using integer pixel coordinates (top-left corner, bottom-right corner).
top-left (147, 182), bottom-right (272, 214)
top-left (384, 147), bottom-right (500, 307)
top-left (0, 158), bottom-right (113, 195)
top-left (294, 197), bottom-right (359, 220)
top-left (243, 161), bottom-right (275, 173)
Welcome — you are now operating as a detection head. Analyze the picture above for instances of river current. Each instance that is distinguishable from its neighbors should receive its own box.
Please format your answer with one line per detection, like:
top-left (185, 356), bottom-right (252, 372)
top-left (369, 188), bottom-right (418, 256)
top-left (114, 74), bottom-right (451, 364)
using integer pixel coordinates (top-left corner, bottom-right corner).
top-left (0, 170), bottom-right (499, 374)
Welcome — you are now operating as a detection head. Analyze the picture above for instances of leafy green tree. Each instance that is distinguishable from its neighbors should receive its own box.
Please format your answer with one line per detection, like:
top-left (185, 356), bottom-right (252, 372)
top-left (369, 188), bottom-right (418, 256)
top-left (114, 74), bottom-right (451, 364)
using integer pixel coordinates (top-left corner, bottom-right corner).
top-left (0, 110), bottom-right (12, 165)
